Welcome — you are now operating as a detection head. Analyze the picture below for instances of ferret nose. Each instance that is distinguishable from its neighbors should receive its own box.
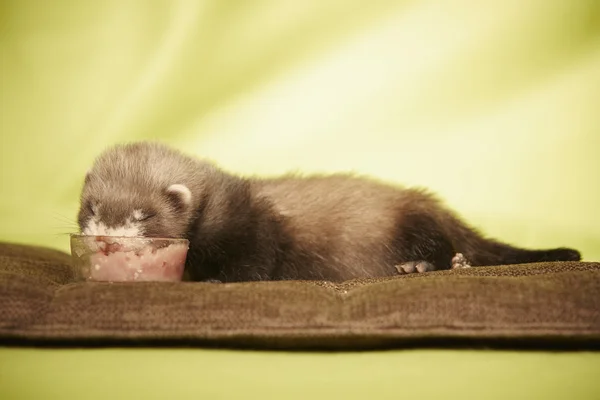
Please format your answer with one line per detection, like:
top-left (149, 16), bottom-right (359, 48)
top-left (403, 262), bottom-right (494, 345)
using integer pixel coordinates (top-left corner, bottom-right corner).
top-left (94, 236), bottom-right (124, 253)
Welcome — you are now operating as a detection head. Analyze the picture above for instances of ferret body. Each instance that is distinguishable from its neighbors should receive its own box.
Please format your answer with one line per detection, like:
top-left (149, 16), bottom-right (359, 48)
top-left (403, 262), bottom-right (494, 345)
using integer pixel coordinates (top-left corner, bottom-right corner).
top-left (77, 142), bottom-right (581, 282)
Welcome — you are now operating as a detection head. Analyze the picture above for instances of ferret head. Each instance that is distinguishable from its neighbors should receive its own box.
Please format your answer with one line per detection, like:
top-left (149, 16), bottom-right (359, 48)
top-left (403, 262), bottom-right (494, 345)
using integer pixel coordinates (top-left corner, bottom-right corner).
top-left (77, 142), bottom-right (202, 239)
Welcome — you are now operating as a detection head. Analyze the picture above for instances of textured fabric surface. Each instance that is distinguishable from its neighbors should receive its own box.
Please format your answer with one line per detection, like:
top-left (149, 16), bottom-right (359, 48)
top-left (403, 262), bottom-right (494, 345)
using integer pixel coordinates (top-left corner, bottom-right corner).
top-left (0, 241), bottom-right (599, 349)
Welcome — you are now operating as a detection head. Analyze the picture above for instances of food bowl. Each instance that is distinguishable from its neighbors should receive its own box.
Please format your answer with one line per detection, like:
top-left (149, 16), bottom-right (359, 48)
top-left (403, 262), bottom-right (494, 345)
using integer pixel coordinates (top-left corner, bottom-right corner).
top-left (70, 234), bottom-right (189, 282)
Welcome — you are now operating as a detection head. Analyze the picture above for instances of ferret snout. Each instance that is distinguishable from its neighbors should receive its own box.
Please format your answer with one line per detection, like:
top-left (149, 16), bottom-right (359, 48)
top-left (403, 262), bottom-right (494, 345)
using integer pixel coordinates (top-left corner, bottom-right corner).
top-left (82, 216), bottom-right (143, 237)
top-left (94, 236), bottom-right (125, 253)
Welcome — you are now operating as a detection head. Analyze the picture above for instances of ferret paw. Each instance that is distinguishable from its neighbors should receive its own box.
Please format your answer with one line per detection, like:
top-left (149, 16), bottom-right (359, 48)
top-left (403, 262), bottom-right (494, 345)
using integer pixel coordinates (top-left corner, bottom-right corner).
top-left (451, 253), bottom-right (471, 269)
top-left (395, 261), bottom-right (436, 274)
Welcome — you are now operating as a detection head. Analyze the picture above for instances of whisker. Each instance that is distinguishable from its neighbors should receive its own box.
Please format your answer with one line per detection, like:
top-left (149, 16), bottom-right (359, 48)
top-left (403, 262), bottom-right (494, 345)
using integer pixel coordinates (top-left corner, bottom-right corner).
top-left (52, 211), bottom-right (77, 220)
top-left (53, 232), bottom-right (77, 237)
top-left (50, 225), bottom-right (80, 232)
top-left (50, 211), bottom-right (80, 234)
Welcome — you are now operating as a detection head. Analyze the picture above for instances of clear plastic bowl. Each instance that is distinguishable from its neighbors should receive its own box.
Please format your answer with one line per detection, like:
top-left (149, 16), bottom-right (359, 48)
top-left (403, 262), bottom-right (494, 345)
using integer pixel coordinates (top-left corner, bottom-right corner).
top-left (70, 234), bottom-right (189, 282)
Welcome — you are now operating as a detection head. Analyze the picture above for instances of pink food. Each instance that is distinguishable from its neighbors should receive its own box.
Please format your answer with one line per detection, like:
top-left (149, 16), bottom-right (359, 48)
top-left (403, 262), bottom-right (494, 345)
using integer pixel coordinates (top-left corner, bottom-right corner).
top-left (87, 243), bottom-right (188, 282)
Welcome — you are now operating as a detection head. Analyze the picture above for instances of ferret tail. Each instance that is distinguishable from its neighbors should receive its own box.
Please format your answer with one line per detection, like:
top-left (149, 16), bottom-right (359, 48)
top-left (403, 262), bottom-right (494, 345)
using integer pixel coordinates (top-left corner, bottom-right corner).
top-left (448, 219), bottom-right (581, 266)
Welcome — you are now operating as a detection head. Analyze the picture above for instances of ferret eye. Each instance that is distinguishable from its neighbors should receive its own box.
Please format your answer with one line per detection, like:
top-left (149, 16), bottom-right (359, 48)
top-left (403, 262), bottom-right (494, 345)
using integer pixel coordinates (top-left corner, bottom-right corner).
top-left (138, 213), bottom-right (156, 222)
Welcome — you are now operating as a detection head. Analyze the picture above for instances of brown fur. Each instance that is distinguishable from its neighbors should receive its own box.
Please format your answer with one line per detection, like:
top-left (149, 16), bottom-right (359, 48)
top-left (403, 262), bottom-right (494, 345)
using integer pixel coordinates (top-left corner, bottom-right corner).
top-left (78, 142), bottom-right (582, 282)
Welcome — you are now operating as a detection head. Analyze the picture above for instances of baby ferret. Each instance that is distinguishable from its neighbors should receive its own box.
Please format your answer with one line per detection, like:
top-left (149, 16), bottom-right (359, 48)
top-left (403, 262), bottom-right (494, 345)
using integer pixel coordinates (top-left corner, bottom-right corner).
top-left (77, 142), bottom-right (581, 282)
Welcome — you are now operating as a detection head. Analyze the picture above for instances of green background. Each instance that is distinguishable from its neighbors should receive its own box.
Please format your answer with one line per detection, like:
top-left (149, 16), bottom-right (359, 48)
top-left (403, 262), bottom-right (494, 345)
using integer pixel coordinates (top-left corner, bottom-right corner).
top-left (1, 0), bottom-right (599, 259)
top-left (1, 1), bottom-right (599, 399)
top-left (1, 348), bottom-right (599, 399)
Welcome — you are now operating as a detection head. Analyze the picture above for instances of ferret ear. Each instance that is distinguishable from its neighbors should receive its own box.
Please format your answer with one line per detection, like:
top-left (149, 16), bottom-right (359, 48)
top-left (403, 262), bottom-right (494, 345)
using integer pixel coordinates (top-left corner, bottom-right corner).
top-left (165, 184), bottom-right (192, 211)
top-left (84, 170), bottom-right (92, 184)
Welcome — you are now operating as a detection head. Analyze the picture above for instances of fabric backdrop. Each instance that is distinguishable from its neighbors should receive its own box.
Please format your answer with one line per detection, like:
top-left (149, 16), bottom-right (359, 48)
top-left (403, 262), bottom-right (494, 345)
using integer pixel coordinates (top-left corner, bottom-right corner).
top-left (1, 0), bottom-right (599, 260)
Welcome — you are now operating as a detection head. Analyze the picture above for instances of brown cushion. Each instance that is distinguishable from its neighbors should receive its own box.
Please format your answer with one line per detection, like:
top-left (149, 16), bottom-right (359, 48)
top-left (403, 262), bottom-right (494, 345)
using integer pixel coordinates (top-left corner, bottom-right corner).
top-left (0, 241), bottom-right (599, 349)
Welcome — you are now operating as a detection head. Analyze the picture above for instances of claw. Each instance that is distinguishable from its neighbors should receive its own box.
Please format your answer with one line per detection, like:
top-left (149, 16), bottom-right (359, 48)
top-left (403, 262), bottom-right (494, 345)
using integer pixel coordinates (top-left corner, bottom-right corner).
top-left (395, 261), bottom-right (436, 274)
